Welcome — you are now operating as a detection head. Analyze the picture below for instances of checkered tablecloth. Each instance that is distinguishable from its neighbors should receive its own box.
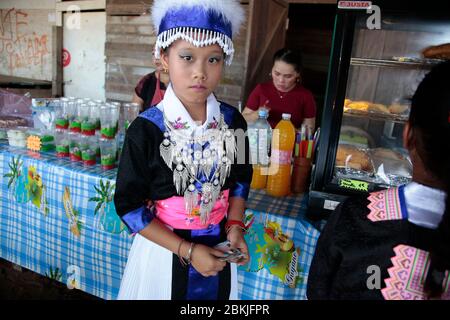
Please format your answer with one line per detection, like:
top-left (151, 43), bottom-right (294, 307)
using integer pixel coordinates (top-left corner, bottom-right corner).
top-left (0, 144), bottom-right (132, 300)
top-left (0, 144), bottom-right (321, 300)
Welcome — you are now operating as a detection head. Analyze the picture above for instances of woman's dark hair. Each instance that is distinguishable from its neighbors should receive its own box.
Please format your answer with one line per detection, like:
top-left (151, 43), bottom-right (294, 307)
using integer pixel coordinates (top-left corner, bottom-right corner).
top-left (409, 61), bottom-right (450, 298)
top-left (273, 48), bottom-right (303, 74)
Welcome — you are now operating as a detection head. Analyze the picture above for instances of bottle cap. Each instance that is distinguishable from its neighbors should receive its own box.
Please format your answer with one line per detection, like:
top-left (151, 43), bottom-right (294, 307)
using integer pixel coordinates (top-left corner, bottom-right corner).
top-left (282, 113), bottom-right (291, 120)
top-left (258, 109), bottom-right (268, 117)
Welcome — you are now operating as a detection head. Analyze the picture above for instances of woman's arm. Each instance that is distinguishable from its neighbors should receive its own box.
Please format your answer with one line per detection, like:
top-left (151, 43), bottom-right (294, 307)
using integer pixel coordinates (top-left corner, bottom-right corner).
top-left (242, 107), bottom-right (259, 123)
top-left (132, 93), bottom-right (144, 112)
top-left (139, 219), bottom-right (227, 277)
top-left (302, 117), bottom-right (315, 132)
top-left (226, 197), bottom-right (250, 266)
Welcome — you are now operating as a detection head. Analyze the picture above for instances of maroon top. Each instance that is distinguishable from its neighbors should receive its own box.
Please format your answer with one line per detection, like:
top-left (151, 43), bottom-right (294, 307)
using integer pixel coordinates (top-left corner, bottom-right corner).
top-left (246, 81), bottom-right (316, 128)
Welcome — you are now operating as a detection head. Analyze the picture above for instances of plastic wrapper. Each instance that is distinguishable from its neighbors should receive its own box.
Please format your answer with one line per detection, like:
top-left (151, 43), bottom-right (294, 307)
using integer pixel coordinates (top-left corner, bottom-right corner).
top-left (334, 146), bottom-right (412, 187)
top-left (370, 148), bottom-right (412, 186)
top-left (335, 144), bottom-right (375, 174)
top-left (0, 89), bottom-right (32, 126)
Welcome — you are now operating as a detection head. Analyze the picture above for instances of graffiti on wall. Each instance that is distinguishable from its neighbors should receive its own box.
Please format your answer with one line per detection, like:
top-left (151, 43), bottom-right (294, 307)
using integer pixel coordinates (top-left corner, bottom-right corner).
top-left (0, 8), bottom-right (50, 75)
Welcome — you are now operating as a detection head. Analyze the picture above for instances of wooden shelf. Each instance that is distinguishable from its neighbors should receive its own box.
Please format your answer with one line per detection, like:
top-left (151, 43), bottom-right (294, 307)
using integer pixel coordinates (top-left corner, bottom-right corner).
top-left (350, 57), bottom-right (443, 69)
top-left (343, 109), bottom-right (408, 124)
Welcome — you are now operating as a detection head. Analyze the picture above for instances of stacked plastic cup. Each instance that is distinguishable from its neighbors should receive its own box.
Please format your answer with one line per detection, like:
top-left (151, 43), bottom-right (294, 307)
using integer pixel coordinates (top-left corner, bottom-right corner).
top-left (100, 104), bottom-right (119, 139)
top-left (55, 98), bottom-right (69, 130)
top-left (68, 100), bottom-right (81, 133)
top-left (100, 137), bottom-right (117, 170)
top-left (123, 103), bottom-right (140, 131)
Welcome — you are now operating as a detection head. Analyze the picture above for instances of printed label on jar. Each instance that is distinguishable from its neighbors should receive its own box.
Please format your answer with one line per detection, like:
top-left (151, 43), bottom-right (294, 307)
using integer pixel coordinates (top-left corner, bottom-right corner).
top-left (270, 149), bottom-right (292, 165)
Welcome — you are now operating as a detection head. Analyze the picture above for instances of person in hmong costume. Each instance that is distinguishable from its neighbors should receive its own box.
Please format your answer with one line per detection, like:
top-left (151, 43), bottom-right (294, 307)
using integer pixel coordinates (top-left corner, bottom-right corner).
top-left (307, 61), bottom-right (450, 300)
top-left (114, 0), bottom-right (252, 300)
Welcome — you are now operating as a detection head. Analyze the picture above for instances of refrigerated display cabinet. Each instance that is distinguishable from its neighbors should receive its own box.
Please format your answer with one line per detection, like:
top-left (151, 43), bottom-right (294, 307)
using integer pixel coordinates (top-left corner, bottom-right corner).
top-left (307, 1), bottom-right (450, 218)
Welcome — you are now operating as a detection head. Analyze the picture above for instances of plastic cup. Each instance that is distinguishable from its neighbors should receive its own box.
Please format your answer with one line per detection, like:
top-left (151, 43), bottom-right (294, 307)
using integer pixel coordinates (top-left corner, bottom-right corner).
top-left (100, 105), bottom-right (119, 139)
top-left (100, 138), bottom-right (117, 170)
top-left (69, 133), bottom-right (81, 161)
top-left (123, 103), bottom-right (140, 131)
top-left (79, 104), bottom-right (96, 136)
top-left (68, 100), bottom-right (81, 133)
top-left (290, 157), bottom-right (312, 194)
top-left (55, 130), bottom-right (70, 157)
top-left (89, 102), bottom-right (101, 130)
top-left (80, 136), bottom-right (97, 166)
top-left (55, 98), bottom-right (69, 130)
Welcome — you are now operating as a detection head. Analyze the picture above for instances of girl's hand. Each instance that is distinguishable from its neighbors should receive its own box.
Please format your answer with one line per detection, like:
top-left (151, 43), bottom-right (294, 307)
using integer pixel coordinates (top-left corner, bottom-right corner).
top-left (190, 244), bottom-right (227, 277)
top-left (227, 227), bottom-right (250, 266)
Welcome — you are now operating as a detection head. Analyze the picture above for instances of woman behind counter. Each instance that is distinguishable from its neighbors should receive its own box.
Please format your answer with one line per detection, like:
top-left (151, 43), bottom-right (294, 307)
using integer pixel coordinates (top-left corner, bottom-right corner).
top-left (132, 49), bottom-right (170, 112)
top-left (242, 48), bottom-right (316, 130)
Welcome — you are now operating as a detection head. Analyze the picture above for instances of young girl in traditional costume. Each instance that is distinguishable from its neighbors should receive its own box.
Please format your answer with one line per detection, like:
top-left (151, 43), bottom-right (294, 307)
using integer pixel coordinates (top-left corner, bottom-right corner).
top-left (114, 0), bottom-right (252, 300)
top-left (307, 61), bottom-right (450, 300)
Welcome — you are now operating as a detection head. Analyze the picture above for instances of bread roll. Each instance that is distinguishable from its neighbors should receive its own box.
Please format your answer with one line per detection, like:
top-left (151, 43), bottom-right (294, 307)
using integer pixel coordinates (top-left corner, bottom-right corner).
top-left (336, 144), bottom-right (373, 172)
top-left (346, 101), bottom-right (370, 112)
top-left (422, 43), bottom-right (450, 59)
top-left (368, 103), bottom-right (390, 114)
top-left (388, 103), bottom-right (410, 114)
top-left (344, 98), bottom-right (352, 107)
top-left (371, 148), bottom-right (404, 160)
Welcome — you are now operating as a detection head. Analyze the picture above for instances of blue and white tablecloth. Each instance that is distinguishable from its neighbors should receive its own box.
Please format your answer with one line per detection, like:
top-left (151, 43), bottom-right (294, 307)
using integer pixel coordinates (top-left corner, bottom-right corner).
top-left (0, 144), bottom-right (320, 300)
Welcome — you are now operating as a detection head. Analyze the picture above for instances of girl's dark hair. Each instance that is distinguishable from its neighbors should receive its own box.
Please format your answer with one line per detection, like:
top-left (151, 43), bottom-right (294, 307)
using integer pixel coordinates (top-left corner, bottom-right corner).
top-left (273, 48), bottom-right (303, 74)
top-left (409, 61), bottom-right (450, 298)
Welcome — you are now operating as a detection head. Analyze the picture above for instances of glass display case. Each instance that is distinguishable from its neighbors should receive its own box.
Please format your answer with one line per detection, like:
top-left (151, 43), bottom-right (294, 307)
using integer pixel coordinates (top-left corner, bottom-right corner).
top-left (307, 1), bottom-right (450, 218)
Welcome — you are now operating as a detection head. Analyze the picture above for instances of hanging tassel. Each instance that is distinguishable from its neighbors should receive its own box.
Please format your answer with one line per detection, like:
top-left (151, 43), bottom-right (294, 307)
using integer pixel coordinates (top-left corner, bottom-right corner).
top-left (224, 129), bottom-right (236, 161)
top-left (174, 164), bottom-right (188, 194)
top-left (184, 184), bottom-right (198, 216)
top-left (160, 138), bottom-right (174, 169)
top-left (211, 178), bottom-right (221, 205)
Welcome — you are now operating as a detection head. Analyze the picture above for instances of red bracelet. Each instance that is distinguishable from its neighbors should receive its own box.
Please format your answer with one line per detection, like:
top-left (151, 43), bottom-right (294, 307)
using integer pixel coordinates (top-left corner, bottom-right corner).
top-left (225, 219), bottom-right (247, 233)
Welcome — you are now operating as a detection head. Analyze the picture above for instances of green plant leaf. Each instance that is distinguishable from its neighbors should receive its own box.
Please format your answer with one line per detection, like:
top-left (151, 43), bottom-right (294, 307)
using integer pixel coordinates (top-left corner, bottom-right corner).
top-left (93, 185), bottom-right (101, 195)
top-left (89, 196), bottom-right (102, 202)
top-left (94, 202), bottom-right (103, 215)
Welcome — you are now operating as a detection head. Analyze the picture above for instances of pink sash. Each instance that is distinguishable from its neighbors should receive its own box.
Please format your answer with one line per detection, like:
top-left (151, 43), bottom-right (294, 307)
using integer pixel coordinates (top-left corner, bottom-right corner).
top-left (155, 190), bottom-right (229, 230)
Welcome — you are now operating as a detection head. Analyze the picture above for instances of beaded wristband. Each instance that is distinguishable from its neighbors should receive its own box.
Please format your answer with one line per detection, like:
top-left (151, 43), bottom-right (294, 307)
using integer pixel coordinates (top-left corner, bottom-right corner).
top-left (225, 219), bottom-right (247, 234)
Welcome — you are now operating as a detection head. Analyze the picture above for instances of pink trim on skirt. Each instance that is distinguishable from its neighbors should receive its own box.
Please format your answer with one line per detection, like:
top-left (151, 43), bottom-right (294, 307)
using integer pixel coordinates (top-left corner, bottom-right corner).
top-left (155, 190), bottom-right (229, 230)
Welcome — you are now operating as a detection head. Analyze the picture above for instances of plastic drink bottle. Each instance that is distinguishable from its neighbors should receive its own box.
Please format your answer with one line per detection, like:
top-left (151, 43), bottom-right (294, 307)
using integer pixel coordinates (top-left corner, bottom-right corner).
top-left (249, 109), bottom-right (272, 189)
top-left (266, 113), bottom-right (296, 197)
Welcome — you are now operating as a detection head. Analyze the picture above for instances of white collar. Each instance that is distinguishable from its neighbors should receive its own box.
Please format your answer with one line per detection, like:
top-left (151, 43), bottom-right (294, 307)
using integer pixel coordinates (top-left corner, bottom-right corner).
top-left (404, 182), bottom-right (447, 229)
top-left (157, 84), bottom-right (221, 137)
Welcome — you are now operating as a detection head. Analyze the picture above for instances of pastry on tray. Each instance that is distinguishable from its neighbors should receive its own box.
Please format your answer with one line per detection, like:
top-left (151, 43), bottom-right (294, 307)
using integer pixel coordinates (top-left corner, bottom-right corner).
top-left (345, 101), bottom-right (370, 112)
top-left (336, 144), bottom-right (374, 173)
top-left (388, 102), bottom-right (410, 115)
top-left (368, 103), bottom-right (390, 114)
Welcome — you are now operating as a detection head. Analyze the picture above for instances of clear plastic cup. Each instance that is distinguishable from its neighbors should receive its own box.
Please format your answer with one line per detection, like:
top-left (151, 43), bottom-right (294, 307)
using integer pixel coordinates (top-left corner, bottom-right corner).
top-left (68, 100), bottom-right (81, 133)
top-left (56, 98), bottom-right (69, 130)
top-left (79, 104), bottom-right (96, 136)
top-left (123, 103), bottom-right (140, 131)
top-left (100, 104), bottom-right (119, 139)
top-left (89, 102), bottom-right (101, 131)
top-left (80, 135), bottom-right (97, 166)
top-left (69, 132), bottom-right (81, 161)
top-left (99, 138), bottom-right (117, 170)
top-left (55, 130), bottom-right (70, 157)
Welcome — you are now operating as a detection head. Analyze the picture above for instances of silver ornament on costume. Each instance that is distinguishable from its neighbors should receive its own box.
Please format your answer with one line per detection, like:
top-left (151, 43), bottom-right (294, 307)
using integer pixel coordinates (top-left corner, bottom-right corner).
top-left (160, 113), bottom-right (235, 222)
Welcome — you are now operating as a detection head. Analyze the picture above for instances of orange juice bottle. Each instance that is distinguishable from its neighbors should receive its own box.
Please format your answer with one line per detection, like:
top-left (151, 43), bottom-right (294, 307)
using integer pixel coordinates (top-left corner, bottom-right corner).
top-left (266, 113), bottom-right (296, 197)
top-left (251, 165), bottom-right (267, 189)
